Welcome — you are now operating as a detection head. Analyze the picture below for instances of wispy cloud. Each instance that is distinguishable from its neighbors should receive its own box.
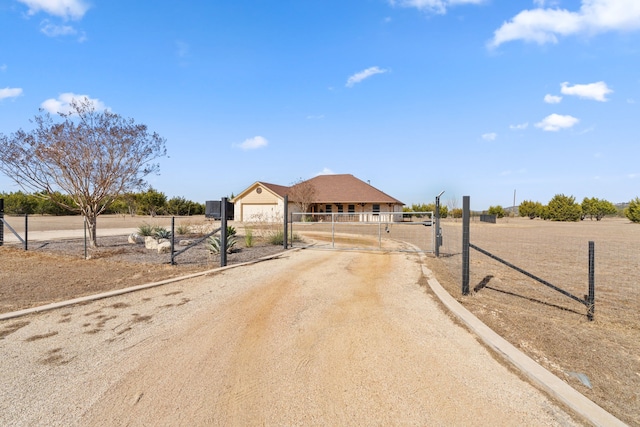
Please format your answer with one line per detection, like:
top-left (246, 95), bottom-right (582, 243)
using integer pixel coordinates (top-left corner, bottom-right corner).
top-left (41, 93), bottom-right (106, 114)
top-left (233, 136), bottom-right (269, 151)
top-left (306, 114), bottom-right (325, 120)
top-left (18, 0), bottom-right (90, 20)
top-left (510, 122), bottom-right (529, 130)
top-left (544, 94), bottom-right (562, 104)
top-left (388, 0), bottom-right (485, 15)
top-left (40, 20), bottom-right (85, 41)
top-left (489, 0), bottom-right (640, 48)
top-left (535, 113), bottom-right (579, 131)
top-left (0, 87), bottom-right (23, 100)
top-left (316, 168), bottom-right (335, 175)
top-left (0, 64), bottom-right (7, 72)
top-left (561, 81), bottom-right (612, 101)
top-left (481, 132), bottom-right (497, 141)
top-left (346, 66), bottom-right (388, 88)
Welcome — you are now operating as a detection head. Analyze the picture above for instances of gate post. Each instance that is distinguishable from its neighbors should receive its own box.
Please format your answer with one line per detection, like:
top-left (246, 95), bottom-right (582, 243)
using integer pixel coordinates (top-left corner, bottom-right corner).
top-left (170, 217), bottom-right (176, 265)
top-left (435, 191), bottom-right (444, 257)
top-left (283, 195), bottom-right (288, 250)
top-left (221, 197), bottom-right (228, 267)
top-left (0, 198), bottom-right (4, 246)
top-left (462, 195), bottom-right (470, 295)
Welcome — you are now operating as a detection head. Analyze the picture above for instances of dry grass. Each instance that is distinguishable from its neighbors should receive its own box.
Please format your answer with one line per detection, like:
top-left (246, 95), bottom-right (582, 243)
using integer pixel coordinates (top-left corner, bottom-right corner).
top-left (427, 217), bottom-right (640, 426)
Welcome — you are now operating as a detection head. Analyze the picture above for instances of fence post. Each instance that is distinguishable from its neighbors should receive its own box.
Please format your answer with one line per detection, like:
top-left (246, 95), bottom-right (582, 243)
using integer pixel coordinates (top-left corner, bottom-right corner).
top-left (0, 198), bottom-right (4, 246)
top-left (283, 195), bottom-right (288, 250)
top-left (588, 241), bottom-right (595, 321)
top-left (220, 197), bottom-right (228, 267)
top-left (170, 217), bottom-right (176, 265)
top-left (24, 214), bottom-right (28, 251)
top-left (462, 195), bottom-right (470, 295)
top-left (435, 192), bottom-right (443, 257)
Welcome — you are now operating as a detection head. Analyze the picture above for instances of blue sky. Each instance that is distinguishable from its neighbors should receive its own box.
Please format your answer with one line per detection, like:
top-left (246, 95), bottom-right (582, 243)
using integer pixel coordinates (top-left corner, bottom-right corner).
top-left (1, 0), bottom-right (639, 210)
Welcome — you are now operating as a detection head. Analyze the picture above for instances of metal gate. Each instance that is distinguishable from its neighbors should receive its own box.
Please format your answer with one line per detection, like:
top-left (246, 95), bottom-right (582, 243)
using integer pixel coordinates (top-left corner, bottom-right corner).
top-left (289, 211), bottom-right (434, 253)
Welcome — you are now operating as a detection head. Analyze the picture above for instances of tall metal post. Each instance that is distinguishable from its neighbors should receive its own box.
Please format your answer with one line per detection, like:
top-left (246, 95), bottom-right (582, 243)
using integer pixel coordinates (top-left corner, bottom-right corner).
top-left (0, 198), bottom-right (4, 246)
top-left (170, 217), bottom-right (176, 265)
top-left (435, 191), bottom-right (444, 257)
top-left (462, 195), bottom-right (470, 295)
top-left (588, 241), bottom-right (595, 321)
top-left (220, 197), bottom-right (228, 267)
top-left (24, 214), bottom-right (28, 251)
top-left (283, 195), bottom-right (288, 250)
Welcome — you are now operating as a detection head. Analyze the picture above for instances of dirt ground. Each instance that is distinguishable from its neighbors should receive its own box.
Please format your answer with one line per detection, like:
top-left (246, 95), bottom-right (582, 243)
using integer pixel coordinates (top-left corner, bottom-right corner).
top-left (0, 244), bottom-right (583, 425)
top-left (429, 217), bottom-right (640, 427)
top-left (0, 214), bottom-right (636, 425)
top-left (0, 215), bottom-right (284, 314)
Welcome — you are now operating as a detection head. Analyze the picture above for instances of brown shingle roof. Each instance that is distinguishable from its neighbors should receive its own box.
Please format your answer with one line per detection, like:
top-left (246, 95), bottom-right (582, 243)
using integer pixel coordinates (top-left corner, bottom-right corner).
top-left (304, 174), bottom-right (403, 205)
top-left (260, 182), bottom-right (290, 198)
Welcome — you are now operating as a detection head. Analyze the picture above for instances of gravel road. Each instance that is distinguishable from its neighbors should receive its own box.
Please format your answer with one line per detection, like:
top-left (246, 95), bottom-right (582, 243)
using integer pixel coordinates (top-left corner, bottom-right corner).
top-left (0, 248), bottom-right (581, 426)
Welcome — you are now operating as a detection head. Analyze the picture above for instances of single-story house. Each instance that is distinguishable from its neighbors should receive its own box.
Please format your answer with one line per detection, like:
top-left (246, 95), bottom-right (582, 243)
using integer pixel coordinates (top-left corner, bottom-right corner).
top-left (232, 174), bottom-right (404, 222)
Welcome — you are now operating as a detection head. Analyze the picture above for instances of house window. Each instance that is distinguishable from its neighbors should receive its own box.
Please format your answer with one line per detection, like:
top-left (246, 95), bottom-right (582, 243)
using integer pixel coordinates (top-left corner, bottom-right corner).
top-left (373, 204), bottom-right (380, 215)
top-left (348, 204), bottom-right (355, 213)
top-left (325, 204), bottom-right (332, 213)
top-left (337, 204), bottom-right (343, 213)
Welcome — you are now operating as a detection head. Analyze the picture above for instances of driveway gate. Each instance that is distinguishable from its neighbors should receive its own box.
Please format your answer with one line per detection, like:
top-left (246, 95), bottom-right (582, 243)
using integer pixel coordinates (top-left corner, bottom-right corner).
top-left (289, 211), bottom-right (434, 253)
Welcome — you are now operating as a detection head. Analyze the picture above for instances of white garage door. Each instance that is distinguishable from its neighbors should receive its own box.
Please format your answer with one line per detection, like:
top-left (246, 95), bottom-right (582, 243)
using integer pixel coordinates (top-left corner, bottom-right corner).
top-left (241, 204), bottom-right (280, 222)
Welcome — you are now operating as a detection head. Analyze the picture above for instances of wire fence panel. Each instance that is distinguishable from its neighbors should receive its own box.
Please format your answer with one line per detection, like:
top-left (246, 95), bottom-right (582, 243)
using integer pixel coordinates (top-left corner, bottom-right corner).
top-left (438, 217), bottom-right (640, 322)
top-left (290, 212), bottom-right (434, 252)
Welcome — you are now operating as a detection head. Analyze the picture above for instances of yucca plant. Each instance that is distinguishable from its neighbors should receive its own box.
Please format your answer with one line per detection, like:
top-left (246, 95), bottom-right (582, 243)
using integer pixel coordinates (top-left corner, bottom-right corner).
top-left (154, 227), bottom-right (172, 240)
top-left (207, 234), bottom-right (238, 254)
top-left (207, 226), bottom-right (238, 254)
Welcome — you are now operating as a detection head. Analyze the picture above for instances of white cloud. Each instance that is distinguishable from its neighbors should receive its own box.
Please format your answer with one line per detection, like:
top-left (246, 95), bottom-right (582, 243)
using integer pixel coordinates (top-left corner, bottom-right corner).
top-left (388, 0), bottom-right (485, 15)
top-left (544, 94), bottom-right (563, 103)
top-left (510, 122), bottom-right (529, 130)
top-left (306, 114), bottom-right (325, 120)
top-left (489, 0), bottom-right (640, 48)
top-left (40, 93), bottom-right (106, 114)
top-left (0, 87), bottom-right (23, 100)
top-left (316, 168), bottom-right (335, 175)
top-left (233, 136), bottom-right (268, 151)
top-left (481, 132), bottom-right (497, 141)
top-left (561, 81), bottom-right (612, 101)
top-left (535, 113), bottom-right (579, 131)
top-left (0, 64), bottom-right (7, 72)
top-left (18, 0), bottom-right (90, 20)
top-left (346, 66), bottom-right (388, 88)
top-left (40, 20), bottom-right (76, 37)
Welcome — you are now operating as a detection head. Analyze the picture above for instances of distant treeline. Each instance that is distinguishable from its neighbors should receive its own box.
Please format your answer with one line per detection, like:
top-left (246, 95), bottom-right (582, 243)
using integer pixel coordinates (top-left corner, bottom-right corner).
top-left (405, 194), bottom-right (638, 222)
top-left (0, 188), bottom-right (205, 217)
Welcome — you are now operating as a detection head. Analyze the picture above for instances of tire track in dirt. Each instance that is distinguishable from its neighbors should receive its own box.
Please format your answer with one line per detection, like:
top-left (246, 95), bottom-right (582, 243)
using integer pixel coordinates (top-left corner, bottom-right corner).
top-left (81, 249), bottom-right (581, 426)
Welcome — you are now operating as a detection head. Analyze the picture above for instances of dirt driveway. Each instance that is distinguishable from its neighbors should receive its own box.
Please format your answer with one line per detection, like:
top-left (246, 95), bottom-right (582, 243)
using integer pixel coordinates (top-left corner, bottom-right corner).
top-left (0, 246), bottom-right (583, 426)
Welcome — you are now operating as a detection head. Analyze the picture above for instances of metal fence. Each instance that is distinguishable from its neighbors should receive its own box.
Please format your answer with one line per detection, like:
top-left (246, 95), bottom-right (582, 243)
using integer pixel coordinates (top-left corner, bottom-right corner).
top-left (289, 211), bottom-right (434, 252)
top-left (435, 196), bottom-right (640, 321)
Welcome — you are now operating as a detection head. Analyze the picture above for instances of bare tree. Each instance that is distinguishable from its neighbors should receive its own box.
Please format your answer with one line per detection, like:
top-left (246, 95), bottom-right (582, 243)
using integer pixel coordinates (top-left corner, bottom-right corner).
top-left (288, 178), bottom-right (317, 216)
top-left (0, 98), bottom-right (167, 247)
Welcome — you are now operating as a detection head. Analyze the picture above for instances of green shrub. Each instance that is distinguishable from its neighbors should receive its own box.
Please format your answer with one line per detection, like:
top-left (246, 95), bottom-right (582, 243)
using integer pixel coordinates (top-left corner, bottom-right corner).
top-left (207, 234), bottom-right (238, 254)
top-left (244, 228), bottom-right (254, 248)
top-left (547, 194), bottom-right (582, 221)
top-left (176, 223), bottom-right (191, 235)
top-left (137, 223), bottom-right (156, 236)
top-left (154, 227), bottom-right (171, 239)
top-left (487, 205), bottom-right (505, 219)
top-left (624, 197), bottom-right (640, 223)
